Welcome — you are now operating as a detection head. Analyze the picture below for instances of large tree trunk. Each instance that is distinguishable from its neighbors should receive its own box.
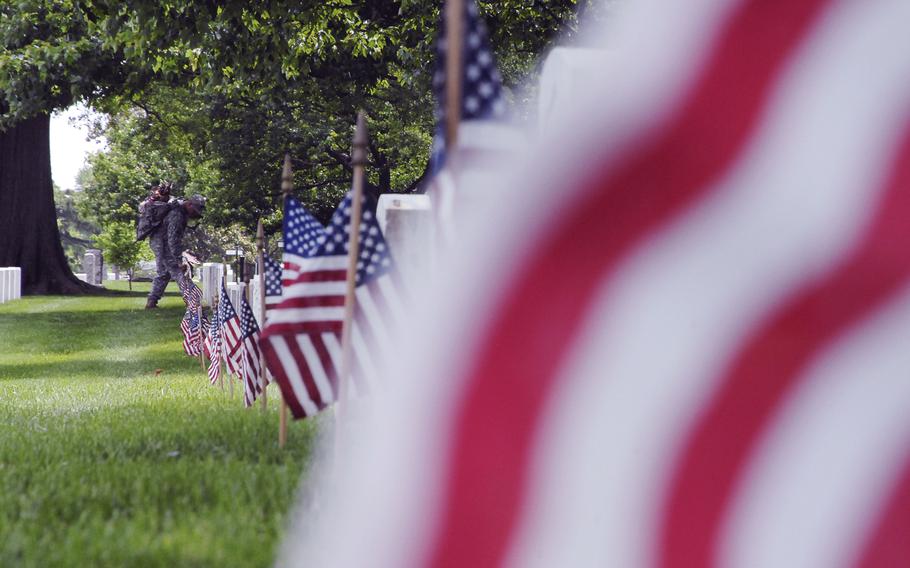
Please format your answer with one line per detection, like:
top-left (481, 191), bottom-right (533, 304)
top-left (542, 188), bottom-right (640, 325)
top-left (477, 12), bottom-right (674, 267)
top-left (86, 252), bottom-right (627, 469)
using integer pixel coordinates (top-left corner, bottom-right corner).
top-left (0, 114), bottom-right (98, 294)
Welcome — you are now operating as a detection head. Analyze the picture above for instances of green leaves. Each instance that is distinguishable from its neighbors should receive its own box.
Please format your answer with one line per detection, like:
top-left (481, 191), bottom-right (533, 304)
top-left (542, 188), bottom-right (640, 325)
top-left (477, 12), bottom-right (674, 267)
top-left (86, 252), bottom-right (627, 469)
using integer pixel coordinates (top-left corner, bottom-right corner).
top-left (8, 0), bottom-right (583, 243)
top-left (94, 218), bottom-right (143, 272)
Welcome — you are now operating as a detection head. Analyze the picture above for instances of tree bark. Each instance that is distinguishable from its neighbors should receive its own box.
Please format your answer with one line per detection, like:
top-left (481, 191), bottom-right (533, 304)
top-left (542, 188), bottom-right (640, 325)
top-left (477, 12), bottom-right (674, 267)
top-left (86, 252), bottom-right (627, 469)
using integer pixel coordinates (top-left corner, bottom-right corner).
top-left (0, 114), bottom-right (99, 294)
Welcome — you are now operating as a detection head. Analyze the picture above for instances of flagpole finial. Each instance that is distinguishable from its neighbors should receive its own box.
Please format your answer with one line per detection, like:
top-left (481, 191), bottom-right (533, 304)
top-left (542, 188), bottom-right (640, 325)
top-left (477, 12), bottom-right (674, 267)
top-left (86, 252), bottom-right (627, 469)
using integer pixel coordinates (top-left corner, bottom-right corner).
top-left (281, 153), bottom-right (294, 196)
top-left (352, 111), bottom-right (369, 167)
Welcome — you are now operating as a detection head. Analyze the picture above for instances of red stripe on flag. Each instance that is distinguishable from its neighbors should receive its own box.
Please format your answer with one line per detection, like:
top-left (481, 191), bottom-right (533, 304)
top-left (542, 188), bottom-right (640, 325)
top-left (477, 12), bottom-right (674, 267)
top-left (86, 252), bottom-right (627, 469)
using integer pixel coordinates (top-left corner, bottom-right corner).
top-left (426, 0), bottom-right (836, 565)
top-left (273, 296), bottom-right (346, 309)
top-left (261, 339), bottom-right (309, 419)
top-left (287, 334), bottom-right (328, 410)
top-left (310, 333), bottom-right (340, 400)
top-left (260, 321), bottom-right (343, 337)
top-left (660, 121), bottom-right (910, 568)
top-left (282, 270), bottom-right (347, 286)
top-left (856, 451), bottom-right (910, 568)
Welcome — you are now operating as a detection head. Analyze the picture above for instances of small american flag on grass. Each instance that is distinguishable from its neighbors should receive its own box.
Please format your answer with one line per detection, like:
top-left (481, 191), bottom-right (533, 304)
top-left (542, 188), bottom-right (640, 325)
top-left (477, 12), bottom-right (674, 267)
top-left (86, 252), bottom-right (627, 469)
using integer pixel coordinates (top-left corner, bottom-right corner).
top-left (180, 284), bottom-right (206, 357)
top-left (204, 306), bottom-right (221, 385)
top-left (239, 293), bottom-right (263, 407)
top-left (218, 282), bottom-right (243, 376)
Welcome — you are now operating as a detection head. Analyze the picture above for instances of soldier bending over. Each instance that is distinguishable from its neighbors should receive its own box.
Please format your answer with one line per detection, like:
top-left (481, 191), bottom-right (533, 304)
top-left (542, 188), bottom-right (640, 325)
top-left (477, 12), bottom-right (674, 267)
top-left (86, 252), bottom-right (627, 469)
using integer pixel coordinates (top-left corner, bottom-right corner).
top-left (142, 193), bottom-right (205, 309)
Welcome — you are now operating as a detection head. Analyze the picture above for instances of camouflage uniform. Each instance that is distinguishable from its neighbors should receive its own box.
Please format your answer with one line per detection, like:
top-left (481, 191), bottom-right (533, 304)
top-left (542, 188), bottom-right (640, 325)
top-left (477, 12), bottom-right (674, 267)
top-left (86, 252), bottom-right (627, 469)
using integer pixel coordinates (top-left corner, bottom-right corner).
top-left (147, 205), bottom-right (190, 303)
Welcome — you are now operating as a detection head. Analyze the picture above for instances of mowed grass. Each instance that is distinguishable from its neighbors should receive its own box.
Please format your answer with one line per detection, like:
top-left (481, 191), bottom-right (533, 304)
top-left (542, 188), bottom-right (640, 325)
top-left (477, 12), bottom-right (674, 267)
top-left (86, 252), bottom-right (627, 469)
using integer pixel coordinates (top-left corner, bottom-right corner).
top-left (0, 282), bottom-right (318, 567)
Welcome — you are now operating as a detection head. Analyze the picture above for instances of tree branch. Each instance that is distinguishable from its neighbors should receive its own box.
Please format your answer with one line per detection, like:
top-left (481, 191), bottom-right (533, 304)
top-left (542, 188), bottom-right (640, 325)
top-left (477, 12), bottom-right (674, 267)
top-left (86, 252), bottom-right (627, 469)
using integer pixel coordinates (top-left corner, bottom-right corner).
top-left (324, 147), bottom-right (353, 172)
top-left (132, 100), bottom-right (176, 129)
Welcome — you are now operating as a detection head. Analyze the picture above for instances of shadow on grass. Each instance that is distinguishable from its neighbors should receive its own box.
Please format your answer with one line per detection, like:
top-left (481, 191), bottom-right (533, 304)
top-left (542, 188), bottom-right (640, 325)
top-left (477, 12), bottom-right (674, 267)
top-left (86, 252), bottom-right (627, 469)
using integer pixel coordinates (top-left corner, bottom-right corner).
top-left (0, 303), bottom-right (189, 317)
top-left (0, 353), bottom-right (197, 381)
top-left (102, 288), bottom-right (187, 298)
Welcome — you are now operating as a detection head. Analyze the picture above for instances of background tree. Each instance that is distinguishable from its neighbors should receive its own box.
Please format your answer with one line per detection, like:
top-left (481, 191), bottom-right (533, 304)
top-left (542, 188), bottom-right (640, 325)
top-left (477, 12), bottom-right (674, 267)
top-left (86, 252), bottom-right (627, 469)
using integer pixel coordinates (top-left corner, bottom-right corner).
top-left (80, 0), bottom-right (593, 232)
top-left (1, 0), bottom-right (597, 293)
top-left (55, 184), bottom-right (99, 271)
top-left (93, 216), bottom-right (149, 290)
top-left (0, 0), bottom-right (149, 294)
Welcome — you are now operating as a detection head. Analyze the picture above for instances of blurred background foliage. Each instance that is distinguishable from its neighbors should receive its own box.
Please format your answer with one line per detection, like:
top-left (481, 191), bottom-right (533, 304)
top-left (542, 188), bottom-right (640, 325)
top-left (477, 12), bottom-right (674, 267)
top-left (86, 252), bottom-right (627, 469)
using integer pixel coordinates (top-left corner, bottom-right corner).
top-left (3, 0), bottom-right (610, 262)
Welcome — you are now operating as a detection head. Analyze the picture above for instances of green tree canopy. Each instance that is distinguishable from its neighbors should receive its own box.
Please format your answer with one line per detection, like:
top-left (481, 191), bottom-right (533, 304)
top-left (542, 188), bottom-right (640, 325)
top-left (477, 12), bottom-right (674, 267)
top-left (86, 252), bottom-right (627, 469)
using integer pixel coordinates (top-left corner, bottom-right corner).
top-left (75, 0), bottom-right (589, 232)
top-left (0, 0), bottom-right (596, 292)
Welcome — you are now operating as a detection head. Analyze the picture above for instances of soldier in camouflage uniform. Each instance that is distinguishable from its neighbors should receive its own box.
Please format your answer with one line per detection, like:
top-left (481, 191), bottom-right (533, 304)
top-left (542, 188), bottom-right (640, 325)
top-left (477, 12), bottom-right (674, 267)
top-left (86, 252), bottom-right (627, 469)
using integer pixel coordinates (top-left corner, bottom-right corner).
top-left (145, 195), bottom-right (205, 309)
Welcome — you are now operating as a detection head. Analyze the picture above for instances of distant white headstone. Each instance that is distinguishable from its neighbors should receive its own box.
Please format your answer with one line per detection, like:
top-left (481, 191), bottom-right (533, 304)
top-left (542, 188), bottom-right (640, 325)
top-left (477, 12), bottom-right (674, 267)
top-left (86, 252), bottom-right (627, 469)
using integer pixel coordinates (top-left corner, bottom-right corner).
top-left (377, 194), bottom-right (433, 279)
top-left (249, 275), bottom-right (263, 326)
top-left (200, 263), bottom-right (224, 307)
top-left (226, 282), bottom-right (246, 314)
top-left (83, 249), bottom-right (104, 285)
top-left (0, 268), bottom-right (21, 304)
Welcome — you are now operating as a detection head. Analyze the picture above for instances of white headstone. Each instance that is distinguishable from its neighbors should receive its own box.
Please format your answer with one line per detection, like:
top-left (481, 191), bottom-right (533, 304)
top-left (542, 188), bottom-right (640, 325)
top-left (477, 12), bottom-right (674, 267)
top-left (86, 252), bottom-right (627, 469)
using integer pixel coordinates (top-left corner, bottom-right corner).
top-left (0, 268), bottom-right (21, 304)
top-left (200, 263), bottom-right (224, 307)
top-left (83, 249), bottom-right (104, 285)
top-left (0, 269), bottom-right (8, 303)
top-left (226, 282), bottom-right (246, 314)
top-left (249, 274), bottom-right (263, 326)
top-left (377, 194), bottom-right (433, 280)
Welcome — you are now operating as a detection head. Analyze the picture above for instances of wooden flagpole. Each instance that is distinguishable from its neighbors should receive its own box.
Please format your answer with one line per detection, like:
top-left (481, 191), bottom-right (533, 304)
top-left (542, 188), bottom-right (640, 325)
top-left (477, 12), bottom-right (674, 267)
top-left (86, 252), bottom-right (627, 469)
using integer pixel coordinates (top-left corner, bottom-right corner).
top-left (223, 263), bottom-right (235, 399)
top-left (243, 275), bottom-right (252, 408)
top-left (257, 219), bottom-right (268, 413)
top-left (337, 112), bottom-right (369, 424)
top-left (444, 0), bottom-right (465, 150)
top-left (197, 301), bottom-right (206, 372)
top-left (277, 153), bottom-right (293, 448)
top-left (213, 295), bottom-right (224, 392)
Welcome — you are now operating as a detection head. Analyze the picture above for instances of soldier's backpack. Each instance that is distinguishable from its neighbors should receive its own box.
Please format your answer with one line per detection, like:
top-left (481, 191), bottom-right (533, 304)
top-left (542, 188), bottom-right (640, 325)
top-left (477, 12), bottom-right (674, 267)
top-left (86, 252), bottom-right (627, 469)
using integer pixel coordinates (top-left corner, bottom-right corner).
top-left (136, 200), bottom-right (178, 241)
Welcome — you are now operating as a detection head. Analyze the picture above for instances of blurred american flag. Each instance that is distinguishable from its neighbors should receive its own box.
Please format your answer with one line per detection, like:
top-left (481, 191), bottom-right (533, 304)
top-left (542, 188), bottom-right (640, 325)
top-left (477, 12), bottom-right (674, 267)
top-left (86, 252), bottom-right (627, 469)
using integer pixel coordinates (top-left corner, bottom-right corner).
top-left (287, 1), bottom-right (910, 567)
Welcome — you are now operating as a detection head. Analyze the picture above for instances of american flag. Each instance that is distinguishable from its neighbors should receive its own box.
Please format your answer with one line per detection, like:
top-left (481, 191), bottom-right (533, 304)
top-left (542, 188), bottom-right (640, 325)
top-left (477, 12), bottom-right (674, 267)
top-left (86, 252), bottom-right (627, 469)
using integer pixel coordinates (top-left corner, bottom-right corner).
top-left (239, 293), bottom-right (263, 407)
top-left (218, 282), bottom-right (243, 377)
top-left (426, 0), bottom-right (516, 237)
top-left (180, 284), bottom-right (206, 357)
top-left (263, 252), bottom-right (283, 311)
top-left (182, 280), bottom-right (202, 307)
top-left (287, 1), bottom-right (910, 566)
top-left (203, 305), bottom-right (221, 385)
top-left (260, 193), bottom-right (401, 419)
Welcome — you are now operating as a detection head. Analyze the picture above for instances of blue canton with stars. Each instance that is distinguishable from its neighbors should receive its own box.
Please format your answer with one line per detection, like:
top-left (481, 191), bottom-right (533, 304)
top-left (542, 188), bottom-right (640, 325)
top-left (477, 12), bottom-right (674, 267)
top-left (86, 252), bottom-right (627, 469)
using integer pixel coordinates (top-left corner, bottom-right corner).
top-left (317, 193), bottom-right (393, 287)
top-left (283, 196), bottom-right (327, 259)
top-left (208, 305), bottom-right (221, 350)
top-left (240, 293), bottom-right (260, 338)
top-left (263, 252), bottom-right (282, 297)
top-left (429, 0), bottom-right (506, 172)
top-left (219, 282), bottom-right (237, 322)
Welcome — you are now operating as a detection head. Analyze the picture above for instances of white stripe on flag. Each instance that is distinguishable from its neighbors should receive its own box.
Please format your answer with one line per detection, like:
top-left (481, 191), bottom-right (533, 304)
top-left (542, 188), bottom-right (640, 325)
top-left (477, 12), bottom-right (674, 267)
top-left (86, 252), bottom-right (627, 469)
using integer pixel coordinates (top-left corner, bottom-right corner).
top-left (283, 253), bottom-right (348, 273)
top-left (271, 336), bottom-right (320, 417)
top-left (351, 323), bottom-right (377, 393)
top-left (355, 286), bottom-right (394, 358)
top-left (267, 307), bottom-right (345, 324)
top-left (298, 334), bottom-right (334, 404)
top-left (323, 332), bottom-right (343, 384)
top-left (282, 281), bottom-right (347, 298)
top-left (377, 275), bottom-right (406, 330)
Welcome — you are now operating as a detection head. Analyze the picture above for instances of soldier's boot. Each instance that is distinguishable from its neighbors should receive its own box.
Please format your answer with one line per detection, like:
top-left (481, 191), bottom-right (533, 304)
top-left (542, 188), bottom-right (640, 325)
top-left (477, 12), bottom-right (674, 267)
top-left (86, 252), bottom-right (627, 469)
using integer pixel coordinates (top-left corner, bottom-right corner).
top-left (145, 298), bottom-right (159, 309)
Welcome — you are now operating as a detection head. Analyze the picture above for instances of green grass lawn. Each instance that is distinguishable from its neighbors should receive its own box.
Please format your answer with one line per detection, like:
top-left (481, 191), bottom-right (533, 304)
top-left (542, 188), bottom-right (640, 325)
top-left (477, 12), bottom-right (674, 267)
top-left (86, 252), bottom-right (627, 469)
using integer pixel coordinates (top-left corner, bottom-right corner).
top-left (0, 282), bottom-right (318, 567)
